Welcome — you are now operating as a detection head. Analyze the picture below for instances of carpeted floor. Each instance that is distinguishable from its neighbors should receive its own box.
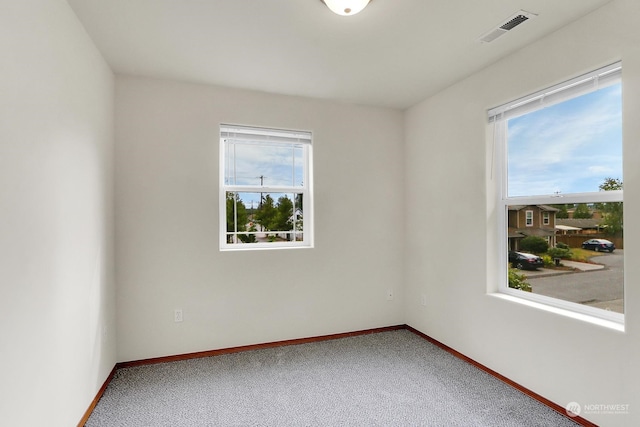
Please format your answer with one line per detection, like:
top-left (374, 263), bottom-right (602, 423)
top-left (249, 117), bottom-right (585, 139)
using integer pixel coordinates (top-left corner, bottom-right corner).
top-left (86, 330), bottom-right (579, 426)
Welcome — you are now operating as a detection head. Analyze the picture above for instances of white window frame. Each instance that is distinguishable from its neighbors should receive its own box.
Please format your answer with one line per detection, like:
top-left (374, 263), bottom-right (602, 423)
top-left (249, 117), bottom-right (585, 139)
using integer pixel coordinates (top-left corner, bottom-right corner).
top-left (542, 211), bottom-right (550, 226)
top-left (219, 124), bottom-right (314, 251)
top-left (525, 210), bottom-right (534, 227)
top-left (489, 62), bottom-right (624, 324)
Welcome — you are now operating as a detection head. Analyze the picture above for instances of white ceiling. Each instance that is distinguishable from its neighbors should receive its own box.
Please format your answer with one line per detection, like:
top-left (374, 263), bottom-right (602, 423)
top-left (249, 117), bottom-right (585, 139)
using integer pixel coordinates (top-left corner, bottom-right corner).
top-left (67, 0), bottom-right (613, 110)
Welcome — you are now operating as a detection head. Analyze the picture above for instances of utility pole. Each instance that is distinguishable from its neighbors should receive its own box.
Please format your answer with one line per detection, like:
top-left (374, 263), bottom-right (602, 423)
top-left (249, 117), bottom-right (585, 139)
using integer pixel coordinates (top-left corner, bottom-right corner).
top-left (258, 175), bottom-right (266, 206)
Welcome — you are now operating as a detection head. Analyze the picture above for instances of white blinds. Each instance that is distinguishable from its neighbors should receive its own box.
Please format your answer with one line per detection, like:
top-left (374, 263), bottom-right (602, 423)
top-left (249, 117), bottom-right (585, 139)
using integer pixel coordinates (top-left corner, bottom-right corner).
top-left (220, 124), bottom-right (312, 145)
top-left (488, 61), bottom-right (621, 123)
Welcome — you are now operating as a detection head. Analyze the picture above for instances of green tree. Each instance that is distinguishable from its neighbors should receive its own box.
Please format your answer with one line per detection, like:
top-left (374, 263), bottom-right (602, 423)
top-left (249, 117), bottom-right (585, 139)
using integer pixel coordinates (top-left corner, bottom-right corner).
top-left (255, 194), bottom-right (277, 231)
top-left (226, 192), bottom-right (249, 243)
top-left (295, 193), bottom-right (303, 211)
top-left (274, 196), bottom-right (294, 230)
top-left (241, 223), bottom-right (257, 243)
top-left (599, 177), bottom-right (623, 191)
top-left (556, 204), bottom-right (569, 219)
top-left (597, 177), bottom-right (623, 235)
top-left (547, 247), bottom-right (572, 259)
top-left (572, 203), bottom-right (593, 219)
top-left (519, 236), bottom-right (549, 254)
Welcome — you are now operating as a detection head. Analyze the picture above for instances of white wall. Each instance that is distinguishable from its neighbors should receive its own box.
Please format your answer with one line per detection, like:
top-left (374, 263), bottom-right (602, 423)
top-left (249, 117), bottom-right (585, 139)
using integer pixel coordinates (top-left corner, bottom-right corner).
top-left (115, 76), bottom-right (405, 362)
top-left (0, 1), bottom-right (115, 426)
top-left (404, 0), bottom-right (640, 425)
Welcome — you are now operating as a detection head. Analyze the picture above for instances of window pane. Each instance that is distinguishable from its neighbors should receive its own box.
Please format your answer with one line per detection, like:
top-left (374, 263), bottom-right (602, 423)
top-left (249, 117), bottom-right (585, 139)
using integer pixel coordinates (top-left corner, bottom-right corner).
top-left (507, 202), bottom-right (623, 313)
top-left (507, 83), bottom-right (622, 197)
top-left (226, 191), bottom-right (303, 245)
top-left (225, 141), bottom-right (304, 187)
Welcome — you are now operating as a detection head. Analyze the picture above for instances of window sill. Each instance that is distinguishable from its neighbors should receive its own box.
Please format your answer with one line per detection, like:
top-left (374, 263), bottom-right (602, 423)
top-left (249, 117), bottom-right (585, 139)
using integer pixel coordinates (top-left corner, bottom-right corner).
top-left (488, 292), bottom-right (625, 332)
top-left (220, 243), bottom-right (313, 252)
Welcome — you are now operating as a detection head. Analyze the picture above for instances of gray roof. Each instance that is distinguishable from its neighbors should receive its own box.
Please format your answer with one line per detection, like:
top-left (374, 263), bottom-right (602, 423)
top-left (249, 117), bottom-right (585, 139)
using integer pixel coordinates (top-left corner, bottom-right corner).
top-left (509, 205), bottom-right (560, 212)
top-left (507, 227), bottom-right (524, 238)
top-left (514, 227), bottom-right (556, 237)
top-left (555, 218), bottom-right (602, 229)
top-left (507, 226), bottom-right (557, 239)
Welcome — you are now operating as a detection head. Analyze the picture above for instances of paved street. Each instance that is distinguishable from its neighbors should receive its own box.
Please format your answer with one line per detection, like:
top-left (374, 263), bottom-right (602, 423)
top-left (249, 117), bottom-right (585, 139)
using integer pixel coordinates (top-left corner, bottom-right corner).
top-left (526, 250), bottom-right (624, 313)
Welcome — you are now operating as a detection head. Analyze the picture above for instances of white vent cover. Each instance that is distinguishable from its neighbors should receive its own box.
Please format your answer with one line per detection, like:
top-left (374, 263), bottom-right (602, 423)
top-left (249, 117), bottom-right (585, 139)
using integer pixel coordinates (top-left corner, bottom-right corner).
top-left (479, 10), bottom-right (538, 43)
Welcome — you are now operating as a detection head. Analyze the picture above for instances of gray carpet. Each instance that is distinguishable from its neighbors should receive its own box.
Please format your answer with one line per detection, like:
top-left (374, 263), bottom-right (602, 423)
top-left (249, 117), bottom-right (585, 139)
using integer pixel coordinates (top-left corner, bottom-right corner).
top-left (86, 330), bottom-right (579, 426)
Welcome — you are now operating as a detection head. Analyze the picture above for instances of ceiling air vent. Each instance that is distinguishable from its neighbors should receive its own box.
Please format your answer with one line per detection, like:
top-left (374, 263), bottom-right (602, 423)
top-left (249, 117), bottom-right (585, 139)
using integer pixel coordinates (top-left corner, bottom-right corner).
top-left (479, 10), bottom-right (538, 43)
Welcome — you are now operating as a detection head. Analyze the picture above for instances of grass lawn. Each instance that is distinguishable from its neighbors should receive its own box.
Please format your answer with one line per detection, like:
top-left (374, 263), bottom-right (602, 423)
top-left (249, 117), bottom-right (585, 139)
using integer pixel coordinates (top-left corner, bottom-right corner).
top-left (567, 247), bottom-right (605, 263)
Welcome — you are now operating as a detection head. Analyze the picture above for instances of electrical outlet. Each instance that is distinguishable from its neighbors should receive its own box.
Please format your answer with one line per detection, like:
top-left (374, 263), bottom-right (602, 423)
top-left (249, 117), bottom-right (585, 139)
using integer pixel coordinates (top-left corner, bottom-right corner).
top-left (421, 294), bottom-right (427, 306)
top-left (174, 309), bottom-right (183, 322)
top-left (387, 289), bottom-right (394, 300)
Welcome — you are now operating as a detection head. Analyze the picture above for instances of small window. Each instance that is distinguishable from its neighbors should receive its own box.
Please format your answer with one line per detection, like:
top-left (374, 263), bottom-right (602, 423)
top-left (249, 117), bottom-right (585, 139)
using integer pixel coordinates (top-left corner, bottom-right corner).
top-left (525, 210), bottom-right (533, 226)
top-left (220, 125), bottom-right (313, 250)
top-left (490, 62), bottom-right (623, 323)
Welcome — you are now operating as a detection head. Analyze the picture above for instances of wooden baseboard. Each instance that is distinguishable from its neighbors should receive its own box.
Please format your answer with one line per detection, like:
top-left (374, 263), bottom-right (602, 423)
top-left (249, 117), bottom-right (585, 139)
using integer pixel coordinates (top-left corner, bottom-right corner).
top-left (404, 325), bottom-right (598, 427)
top-left (77, 366), bottom-right (117, 427)
top-left (78, 324), bottom-right (597, 427)
top-left (117, 325), bottom-right (406, 368)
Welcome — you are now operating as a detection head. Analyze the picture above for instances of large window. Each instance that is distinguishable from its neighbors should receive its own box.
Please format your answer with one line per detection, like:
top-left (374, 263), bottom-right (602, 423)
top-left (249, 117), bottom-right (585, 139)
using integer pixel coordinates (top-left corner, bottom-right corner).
top-left (490, 62), bottom-right (623, 323)
top-left (220, 125), bottom-right (313, 250)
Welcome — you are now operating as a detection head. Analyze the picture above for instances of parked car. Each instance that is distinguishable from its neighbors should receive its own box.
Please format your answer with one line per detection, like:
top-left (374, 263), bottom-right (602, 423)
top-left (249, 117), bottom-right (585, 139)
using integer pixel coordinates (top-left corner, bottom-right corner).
top-left (581, 238), bottom-right (615, 252)
top-left (509, 251), bottom-right (544, 270)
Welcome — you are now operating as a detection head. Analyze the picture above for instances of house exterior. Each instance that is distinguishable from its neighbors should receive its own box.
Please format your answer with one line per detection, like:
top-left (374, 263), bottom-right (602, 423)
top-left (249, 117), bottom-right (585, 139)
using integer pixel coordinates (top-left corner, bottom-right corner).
top-left (555, 218), bottom-right (604, 235)
top-left (508, 205), bottom-right (558, 251)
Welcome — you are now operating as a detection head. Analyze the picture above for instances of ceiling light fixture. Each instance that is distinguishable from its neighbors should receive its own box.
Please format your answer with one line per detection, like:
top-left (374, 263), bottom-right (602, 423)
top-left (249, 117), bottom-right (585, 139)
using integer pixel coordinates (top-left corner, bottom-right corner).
top-left (322, 0), bottom-right (371, 16)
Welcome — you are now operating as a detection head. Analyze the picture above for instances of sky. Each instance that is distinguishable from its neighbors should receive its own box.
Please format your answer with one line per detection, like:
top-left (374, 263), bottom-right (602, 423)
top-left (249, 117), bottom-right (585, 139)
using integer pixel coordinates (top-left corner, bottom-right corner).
top-left (507, 83), bottom-right (622, 197)
top-left (224, 141), bottom-right (305, 209)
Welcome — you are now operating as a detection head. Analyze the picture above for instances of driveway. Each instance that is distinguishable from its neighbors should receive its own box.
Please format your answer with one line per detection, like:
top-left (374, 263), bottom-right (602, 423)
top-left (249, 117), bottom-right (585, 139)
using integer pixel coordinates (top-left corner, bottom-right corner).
top-left (526, 250), bottom-right (624, 314)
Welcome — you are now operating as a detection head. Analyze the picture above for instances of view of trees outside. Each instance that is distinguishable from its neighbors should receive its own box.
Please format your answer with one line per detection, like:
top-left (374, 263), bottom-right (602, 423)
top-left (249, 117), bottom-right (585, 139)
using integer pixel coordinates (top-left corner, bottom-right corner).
top-left (597, 177), bottom-right (623, 235)
top-left (556, 204), bottom-right (569, 219)
top-left (573, 203), bottom-right (592, 219)
top-left (226, 192), bottom-right (303, 244)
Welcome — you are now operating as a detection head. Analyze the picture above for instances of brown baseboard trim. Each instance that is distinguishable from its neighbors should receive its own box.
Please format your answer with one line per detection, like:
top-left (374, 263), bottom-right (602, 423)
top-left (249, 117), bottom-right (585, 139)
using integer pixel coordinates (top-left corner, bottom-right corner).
top-left (117, 325), bottom-right (406, 369)
top-left (77, 366), bottom-right (117, 427)
top-left (404, 325), bottom-right (598, 427)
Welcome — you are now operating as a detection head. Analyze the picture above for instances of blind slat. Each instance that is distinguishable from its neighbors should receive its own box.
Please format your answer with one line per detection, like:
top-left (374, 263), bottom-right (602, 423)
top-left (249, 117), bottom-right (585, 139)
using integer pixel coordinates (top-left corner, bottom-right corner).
top-left (221, 124), bottom-right (311, 144)
top-left (488, 62), bottom-right (621, 123)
